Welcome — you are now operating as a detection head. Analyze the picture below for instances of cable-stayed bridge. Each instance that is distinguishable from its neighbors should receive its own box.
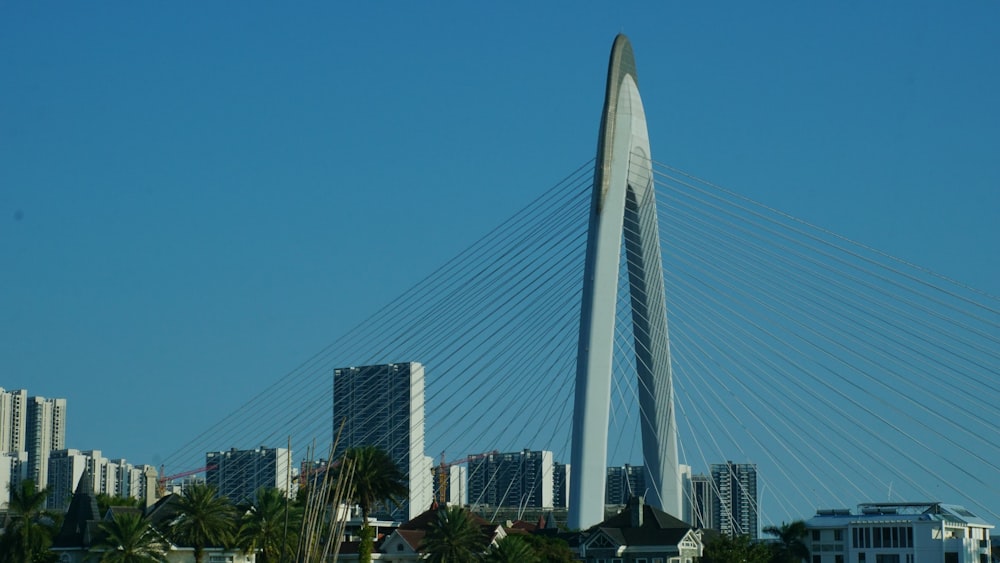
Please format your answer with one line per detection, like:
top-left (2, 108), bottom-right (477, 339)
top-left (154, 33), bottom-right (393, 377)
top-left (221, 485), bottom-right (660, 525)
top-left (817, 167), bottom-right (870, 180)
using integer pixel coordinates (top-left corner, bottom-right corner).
top-left (160, 37), bottom-right (1000, 531)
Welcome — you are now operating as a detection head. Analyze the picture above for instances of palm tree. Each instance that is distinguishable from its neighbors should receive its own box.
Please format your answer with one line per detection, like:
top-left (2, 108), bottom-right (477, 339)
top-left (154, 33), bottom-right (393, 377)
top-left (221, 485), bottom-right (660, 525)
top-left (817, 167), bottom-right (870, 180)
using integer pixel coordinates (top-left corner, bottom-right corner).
top-left (0, 479), bottom-right (55, 563)
top-left (422, 506), bottom-right (487, 563)
top-left (90, 511), bottom-right (167, 563)
top-left (166, 482), bottom-right (237, 563)
top-left (484, 534), bottom-right (538, 563)
top-left (763, 520), bottom-right (810, 563)
top-left (237, 487), bottom-right (300, 563)
top-left (335, 446), bottom-right (408, 563)
top-left (336, 445), bottom-right (407, 522)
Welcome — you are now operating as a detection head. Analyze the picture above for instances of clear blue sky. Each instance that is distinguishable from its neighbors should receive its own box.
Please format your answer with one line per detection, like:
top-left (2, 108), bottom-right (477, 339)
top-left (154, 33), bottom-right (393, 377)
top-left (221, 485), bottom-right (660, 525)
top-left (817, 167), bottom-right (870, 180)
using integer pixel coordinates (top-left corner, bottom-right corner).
top-left (2, 3), bottom-right (997, 473)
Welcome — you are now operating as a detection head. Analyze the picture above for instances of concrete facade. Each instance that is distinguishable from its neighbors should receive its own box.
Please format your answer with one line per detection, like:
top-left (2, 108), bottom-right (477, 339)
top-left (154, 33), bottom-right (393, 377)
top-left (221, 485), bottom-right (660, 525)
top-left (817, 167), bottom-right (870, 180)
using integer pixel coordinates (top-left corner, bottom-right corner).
top-left (0, 387), bottom-right (28, 454)
top-left (571, 33), bottom-right (680, 529)
top-left (467, 449), bottom-right (555, 510)
top-left (607, 464), bottom-right (647, 505)
top-left (26, 395), bottom-right (66, 488)
top-left (47, 449), bottom-right (152, 510)
top-left (333, 362), bottom-right (432, 520)
top-left (711, 461), bottom-right (758, 539)
top-left (805, 503), bottom-right (994, 563)
top-left (206, 446), bottom-right (294, 503)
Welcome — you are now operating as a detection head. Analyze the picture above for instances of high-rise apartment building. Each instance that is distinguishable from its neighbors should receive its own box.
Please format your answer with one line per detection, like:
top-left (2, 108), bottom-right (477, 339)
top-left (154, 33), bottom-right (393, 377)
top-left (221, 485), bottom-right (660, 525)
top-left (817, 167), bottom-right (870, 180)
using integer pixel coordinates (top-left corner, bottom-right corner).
top-left (606, 464), bottom-right (646, 505)
top-left (47, 449), bottom-right (153, 511)
top-left (690, 473), bottom-right (715, 529)
top-left (26, 396), bottom-right (67, 488)
top-left (431, 463), bottom-right (468, 507)
top-left (46, 448), bottom-right (89, 511)
top-left (553, 462), bottom-right (570, 509)
top-left (710, 461), bottom-right (758, 539)
top-left (333, 363), bottom-right (432, 520)
top-left (0, 451), bottom-right (28, 509)
top-left (206, 446), bottom-right (294, 503)
top-left (467, 449), bottom-right (555, 509)
top-left (0, 388), bottom-right (28, 454)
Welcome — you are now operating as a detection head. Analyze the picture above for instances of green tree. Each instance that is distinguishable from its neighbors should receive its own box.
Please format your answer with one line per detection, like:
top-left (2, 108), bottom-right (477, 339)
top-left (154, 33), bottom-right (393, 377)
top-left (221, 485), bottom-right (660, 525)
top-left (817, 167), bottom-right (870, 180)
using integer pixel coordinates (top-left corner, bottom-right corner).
top-left (484, 534), bottom-right (538, 563)
top-left (763, 520), bottom-right (810, 563)
top-left (335, 446), bottom-right (408, 563)
top-left (166, 482), bottom-right (237, 563)
top-left (422, 506), bottom-right (486, 563)
top-left (236, 487), bottom-right (300, 563)
top-left (702, 532), bottom-right (772, 563)
top-left (336, 446), bottom-right (407, 522)
top-left (96, 494), bottom-right (140, 517)
top-left (0, 479), bottom-right (56, 563)
top-left (522, 533), bottom-right (575, 563)
top-left (90, 511), bottom-right (167, 563)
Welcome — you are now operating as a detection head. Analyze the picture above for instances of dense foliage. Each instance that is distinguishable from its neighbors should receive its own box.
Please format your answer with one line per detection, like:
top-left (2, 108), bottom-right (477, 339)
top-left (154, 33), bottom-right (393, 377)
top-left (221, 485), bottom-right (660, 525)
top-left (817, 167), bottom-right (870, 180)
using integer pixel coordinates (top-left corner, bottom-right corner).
top-left (484, 534), bottom-right (539, 563)
top-left (0, 479), bottom-right (57, 563)
top-left (91, 511), bottom-right (167, 563)
top-left (423, 506), bottom-right (488, 563)
top-left (236, 487), bottom-right (301, 563)
top-left (166, 482), bottom-right (237, 563)
top-left (702, 531), bottom-right (772, 563)
top-left (763, 520), bottom-right (810, 563)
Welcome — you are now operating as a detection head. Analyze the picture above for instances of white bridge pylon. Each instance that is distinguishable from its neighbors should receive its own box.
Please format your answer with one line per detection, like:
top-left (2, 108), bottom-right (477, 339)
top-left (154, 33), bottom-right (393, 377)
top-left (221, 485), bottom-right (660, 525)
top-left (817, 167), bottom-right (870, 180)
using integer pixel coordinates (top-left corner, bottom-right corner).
top-left (569, 34), bottom-right (681, 530)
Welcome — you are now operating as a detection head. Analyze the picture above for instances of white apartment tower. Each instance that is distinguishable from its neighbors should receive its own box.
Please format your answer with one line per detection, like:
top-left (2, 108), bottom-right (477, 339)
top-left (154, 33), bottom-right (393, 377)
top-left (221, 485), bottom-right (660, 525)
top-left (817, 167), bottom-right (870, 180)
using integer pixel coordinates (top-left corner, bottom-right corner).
top-left (47, 449), bottom-right (149, 510)
top-left (0, 451), bottom-right (28, 509)
top-left (26, 396), bottom-right (67, 489)
top-left (333, 362), bottom-right (432, 521)
top-left (0, 388), bottom-right (28, 453)
top-left (46, 448), bottom-right (89, 511)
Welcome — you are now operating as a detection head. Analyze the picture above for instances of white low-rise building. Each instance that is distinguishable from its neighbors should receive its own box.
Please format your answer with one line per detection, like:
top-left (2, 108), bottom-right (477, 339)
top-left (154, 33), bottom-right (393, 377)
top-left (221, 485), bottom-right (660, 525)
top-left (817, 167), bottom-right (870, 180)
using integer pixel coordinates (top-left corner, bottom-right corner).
top-left (805, 502), bottom-right (993, 563)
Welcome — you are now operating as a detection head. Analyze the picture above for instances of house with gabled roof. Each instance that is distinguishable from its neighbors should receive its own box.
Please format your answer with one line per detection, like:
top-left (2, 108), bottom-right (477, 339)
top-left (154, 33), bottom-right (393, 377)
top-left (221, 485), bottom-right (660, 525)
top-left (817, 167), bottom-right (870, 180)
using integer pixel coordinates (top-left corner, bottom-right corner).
top-left (50, 470), bottom-right (254, 563)
top-left (577, 496), bottom-right (704, 563)
top-left (372, 503), bottom-right (505, 562)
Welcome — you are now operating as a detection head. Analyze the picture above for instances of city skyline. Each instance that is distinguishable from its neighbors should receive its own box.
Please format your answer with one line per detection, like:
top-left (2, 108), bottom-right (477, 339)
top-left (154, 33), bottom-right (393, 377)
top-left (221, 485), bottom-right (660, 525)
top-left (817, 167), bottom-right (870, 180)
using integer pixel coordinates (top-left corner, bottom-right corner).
top-left (2, 3), bottom-right (997, 526)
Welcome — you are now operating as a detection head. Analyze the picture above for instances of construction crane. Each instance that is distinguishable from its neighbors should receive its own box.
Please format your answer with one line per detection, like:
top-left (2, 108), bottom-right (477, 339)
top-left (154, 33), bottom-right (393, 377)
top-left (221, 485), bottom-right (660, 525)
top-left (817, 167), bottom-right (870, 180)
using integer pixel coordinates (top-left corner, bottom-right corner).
top-left (157, 464), bottom-right (216, 496)
top-left (434, 450), bottom-right (498, 505)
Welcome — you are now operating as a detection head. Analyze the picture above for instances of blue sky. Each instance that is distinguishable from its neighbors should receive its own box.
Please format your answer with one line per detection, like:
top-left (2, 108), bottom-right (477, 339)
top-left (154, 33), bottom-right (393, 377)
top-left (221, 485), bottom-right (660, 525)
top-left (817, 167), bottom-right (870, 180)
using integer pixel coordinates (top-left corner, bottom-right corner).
top-left (2, 2), bottom-right (997, 475)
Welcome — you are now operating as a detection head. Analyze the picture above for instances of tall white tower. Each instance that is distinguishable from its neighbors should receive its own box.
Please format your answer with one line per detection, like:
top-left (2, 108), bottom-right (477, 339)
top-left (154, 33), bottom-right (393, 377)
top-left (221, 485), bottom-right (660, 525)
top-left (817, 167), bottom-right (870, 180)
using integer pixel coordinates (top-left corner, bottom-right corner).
top-left (26, 396), bottom-right (67, 488)
top-left (570, 35), bottom-right (681, 529)
top-left (0, 388), bottom-right (28, 454)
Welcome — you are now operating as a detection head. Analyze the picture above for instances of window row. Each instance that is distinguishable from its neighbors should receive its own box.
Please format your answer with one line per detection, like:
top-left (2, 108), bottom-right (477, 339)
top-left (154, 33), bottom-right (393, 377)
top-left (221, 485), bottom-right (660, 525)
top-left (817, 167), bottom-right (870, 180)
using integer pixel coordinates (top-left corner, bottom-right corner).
top-left (853, 527), bottom-right (914, 549)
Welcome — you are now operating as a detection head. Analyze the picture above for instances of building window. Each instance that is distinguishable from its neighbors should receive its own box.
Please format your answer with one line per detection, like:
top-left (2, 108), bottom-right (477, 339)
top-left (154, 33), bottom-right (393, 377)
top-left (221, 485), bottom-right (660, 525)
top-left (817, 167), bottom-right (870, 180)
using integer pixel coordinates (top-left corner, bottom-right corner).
top-left (875, 555), bottom-right (900, 563)
top-left (834, 530), bottom-right (843, 541)
top-left (814, 556), bottom-right (821, 563)
top-left (813, 531), bottom-right (822, 541)
top-left (859, 552), bottom-right (865, 563)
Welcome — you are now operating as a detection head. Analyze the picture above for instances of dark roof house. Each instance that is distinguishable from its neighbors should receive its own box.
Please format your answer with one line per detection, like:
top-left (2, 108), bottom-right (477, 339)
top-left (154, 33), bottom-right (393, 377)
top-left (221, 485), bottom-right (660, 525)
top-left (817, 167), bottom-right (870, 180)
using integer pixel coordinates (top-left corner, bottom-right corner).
top-left (577, 496), bottom-right (704, 563)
